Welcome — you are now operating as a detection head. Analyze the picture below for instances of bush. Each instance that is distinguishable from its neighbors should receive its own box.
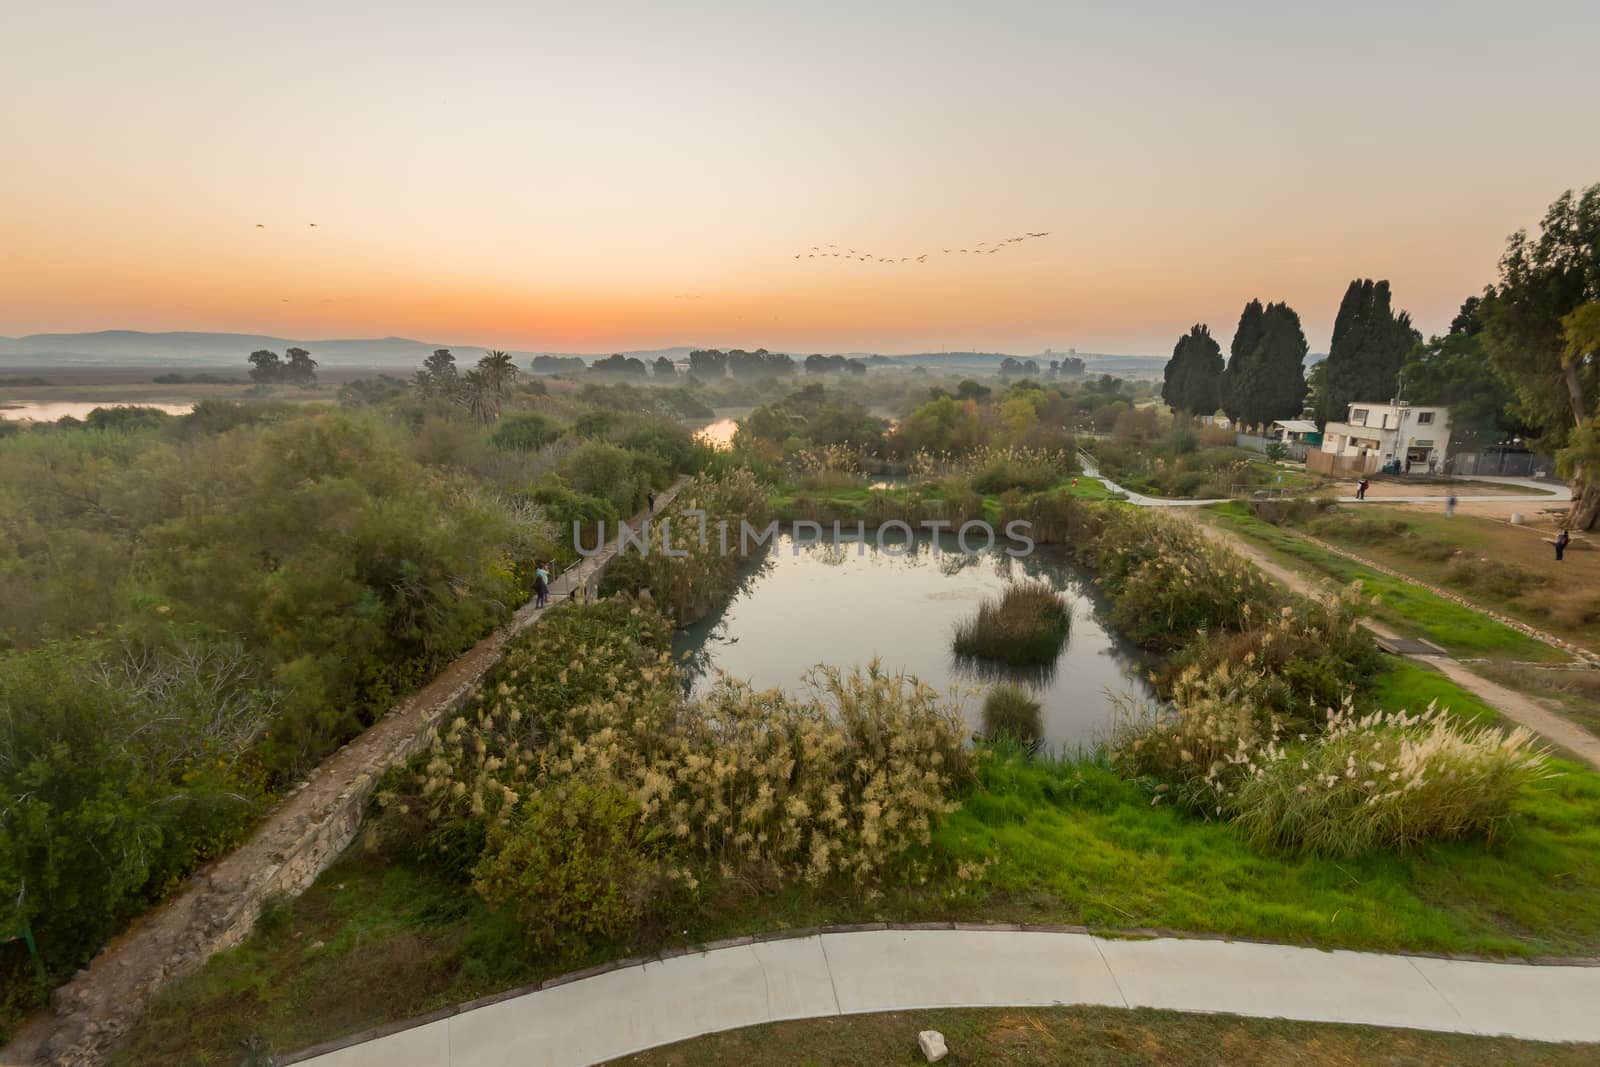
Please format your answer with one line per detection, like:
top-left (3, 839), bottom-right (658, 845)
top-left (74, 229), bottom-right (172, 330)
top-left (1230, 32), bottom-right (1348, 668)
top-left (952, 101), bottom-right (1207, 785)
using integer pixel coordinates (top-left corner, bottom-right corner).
top-left (490, 412), bottom-right (562, 453)
top-left (383, 625), bottom-right (971, 922)
top-left (1112, 663), bottom-right (1549, 857)
top-left (471, 779), bottom-right (666, 955)
top-left (0, 639), bottom-right (272, 973)
top-left (1229, 704), bottom-right (1548, 856)
top-left (981, 684), bottom-right (1044, 745)
top-left (1100, 519), bottom-right (1280, 651)
top-left (953, 582), bottom-right (1071, 665)
top-left (559, 440), bottom-right (655, 514)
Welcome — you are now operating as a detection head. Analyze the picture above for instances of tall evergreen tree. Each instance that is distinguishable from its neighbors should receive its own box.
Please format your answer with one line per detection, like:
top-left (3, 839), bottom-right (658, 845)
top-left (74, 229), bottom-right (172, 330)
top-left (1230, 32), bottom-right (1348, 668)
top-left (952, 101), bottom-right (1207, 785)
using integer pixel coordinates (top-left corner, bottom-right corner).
top-left (1317, 279), bottom-right (1421, 423)
top-left (1222, 300), bottom-right (1306, 428)
top-left (1221, 300), bottom-right (1265, 422)
top-left (1160, 324), bottom-right (1224, 414)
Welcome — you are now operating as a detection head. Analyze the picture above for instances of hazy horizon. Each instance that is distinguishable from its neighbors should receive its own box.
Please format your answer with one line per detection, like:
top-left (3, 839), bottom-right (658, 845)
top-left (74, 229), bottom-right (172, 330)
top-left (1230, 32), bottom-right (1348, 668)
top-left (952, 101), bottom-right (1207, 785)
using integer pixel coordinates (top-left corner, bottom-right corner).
top-left (5, 2), bottom-right (1598, 355)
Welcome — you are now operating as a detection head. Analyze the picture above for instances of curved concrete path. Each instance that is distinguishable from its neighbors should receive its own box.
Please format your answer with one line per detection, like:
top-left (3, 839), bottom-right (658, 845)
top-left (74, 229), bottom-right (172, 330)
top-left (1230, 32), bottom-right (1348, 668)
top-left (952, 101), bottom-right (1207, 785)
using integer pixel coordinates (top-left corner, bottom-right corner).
top-left (1077, 453), bottom-right (1570, 508)
top-left (289, 929), bottom-right (1600, 1066)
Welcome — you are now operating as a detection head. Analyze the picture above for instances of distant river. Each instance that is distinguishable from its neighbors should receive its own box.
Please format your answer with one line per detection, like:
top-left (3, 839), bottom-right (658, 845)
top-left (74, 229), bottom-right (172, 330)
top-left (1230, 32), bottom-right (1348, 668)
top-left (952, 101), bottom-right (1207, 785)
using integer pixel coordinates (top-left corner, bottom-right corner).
top-left (0, 401), bottom-right (195, 422)
top-left (693, 417), bottom-right (739, 449)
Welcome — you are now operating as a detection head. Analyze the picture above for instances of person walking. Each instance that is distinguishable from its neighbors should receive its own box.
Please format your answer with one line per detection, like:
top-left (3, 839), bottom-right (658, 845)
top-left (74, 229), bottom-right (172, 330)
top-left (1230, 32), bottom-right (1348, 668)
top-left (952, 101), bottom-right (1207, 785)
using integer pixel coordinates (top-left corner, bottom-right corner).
top-left (1445, 494), bottom-right (1457, 518)
top-left (647, 490), bottom-right (656, 515)
top-left (1556, 529), bottom-right (1571, 562)
top-left (1356, 477), bottom-right (1369, 501)
top-left (533, 560), bottom-right (551, 608)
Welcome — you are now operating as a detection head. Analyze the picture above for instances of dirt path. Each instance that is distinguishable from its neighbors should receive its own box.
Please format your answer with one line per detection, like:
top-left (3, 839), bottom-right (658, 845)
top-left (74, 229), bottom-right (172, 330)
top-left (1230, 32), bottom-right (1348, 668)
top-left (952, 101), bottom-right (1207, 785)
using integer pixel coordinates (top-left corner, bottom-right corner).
top-left (1196, 521), bottom-right (1600, 771)
top-left (1, 480), bottom-right (689, 1067)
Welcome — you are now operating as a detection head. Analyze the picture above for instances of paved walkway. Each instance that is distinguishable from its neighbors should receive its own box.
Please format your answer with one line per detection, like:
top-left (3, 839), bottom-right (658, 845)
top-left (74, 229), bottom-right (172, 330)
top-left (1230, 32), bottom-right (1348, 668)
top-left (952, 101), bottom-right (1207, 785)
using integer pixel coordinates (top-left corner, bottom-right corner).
top-left (1077, 454), bottom-right (1570, 508)
top-left (289, 928), bottom-right (1600, 1066)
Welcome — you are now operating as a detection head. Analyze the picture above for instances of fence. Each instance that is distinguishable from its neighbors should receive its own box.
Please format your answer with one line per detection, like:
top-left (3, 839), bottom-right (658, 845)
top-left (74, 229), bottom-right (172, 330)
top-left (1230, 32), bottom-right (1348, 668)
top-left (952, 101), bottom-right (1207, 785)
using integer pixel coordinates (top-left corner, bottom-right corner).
top-left (1306, 449), bottom-right (1379, 476)
top-left (1235, 433), bottom-right (1310, 461)
top-left (1446, 451), bottom-right (1557, 479)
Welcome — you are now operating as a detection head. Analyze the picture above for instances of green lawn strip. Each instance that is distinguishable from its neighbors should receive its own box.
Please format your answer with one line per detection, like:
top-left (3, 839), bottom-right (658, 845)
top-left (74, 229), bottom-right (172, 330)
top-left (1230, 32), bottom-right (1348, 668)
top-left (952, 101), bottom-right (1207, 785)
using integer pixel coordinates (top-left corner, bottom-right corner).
top-left (1302, 506), bottom-right (1600, 654)
top-left (772, 477), bottom-right (1109, 523)
top-left (1367, 660), bottom-right (1504, 728)
top-left (1208, 504), bottom-right (1562, 663)
top-left (601, 1006), bottom-right (1595, 1066)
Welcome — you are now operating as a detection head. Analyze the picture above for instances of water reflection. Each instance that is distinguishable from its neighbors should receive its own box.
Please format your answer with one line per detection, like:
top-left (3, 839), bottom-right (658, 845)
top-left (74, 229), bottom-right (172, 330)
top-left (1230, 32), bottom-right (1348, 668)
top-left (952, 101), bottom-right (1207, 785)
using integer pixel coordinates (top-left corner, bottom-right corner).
top-left (673, 531), bottom-right (1153, 752)
top-left (692, 418), bottom-right (738, 449)
top-left (0, 401), bottom-right (195, 422)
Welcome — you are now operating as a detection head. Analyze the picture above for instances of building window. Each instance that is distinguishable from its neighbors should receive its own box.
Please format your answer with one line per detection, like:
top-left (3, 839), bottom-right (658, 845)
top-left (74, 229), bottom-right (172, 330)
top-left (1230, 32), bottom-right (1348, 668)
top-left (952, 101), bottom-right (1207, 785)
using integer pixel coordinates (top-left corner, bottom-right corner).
top-left (1416, 411), bottom-right (1435, 425)
top-left (1352, 408), bottom-right (1369, 424)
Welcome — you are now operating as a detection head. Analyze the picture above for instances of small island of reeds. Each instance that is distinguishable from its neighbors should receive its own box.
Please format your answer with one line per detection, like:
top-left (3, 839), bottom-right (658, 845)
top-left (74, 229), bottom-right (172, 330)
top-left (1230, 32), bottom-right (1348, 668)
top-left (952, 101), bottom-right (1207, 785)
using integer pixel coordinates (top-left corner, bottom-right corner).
top-left (952, 580), bottom-right (1071, 666)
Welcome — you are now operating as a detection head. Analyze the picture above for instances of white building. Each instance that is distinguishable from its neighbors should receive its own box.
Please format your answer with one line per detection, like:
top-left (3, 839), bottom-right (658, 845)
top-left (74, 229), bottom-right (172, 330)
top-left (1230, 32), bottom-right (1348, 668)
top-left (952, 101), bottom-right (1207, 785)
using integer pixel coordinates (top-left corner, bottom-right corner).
top-left (1320, 401), bottom-right (1451, 472)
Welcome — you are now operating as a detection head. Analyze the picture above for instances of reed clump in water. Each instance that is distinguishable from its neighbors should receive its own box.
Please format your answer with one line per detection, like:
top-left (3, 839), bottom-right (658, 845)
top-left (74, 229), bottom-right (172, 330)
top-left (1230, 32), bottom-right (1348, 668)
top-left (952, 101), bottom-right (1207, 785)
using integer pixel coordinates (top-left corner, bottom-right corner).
top-left (981, 683), bottom-right (1044, 746)
top-left (953, 581), bottom-right (1071, 666)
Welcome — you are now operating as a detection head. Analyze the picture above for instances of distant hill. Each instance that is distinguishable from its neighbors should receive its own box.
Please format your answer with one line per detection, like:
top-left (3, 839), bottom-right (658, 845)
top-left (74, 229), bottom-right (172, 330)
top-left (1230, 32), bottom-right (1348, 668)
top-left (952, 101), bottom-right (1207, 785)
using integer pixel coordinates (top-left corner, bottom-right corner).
top-left (0, 331), bottom-right (1167, 376)
top-left (0, 331), bottom-right (707, 370)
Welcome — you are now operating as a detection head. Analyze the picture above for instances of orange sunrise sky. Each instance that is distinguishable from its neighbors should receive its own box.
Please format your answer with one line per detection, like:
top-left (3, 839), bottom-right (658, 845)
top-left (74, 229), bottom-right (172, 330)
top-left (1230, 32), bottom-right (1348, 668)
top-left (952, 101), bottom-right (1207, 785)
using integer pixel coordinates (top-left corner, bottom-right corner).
top-left (4, 1), bottom-right (1598, 355)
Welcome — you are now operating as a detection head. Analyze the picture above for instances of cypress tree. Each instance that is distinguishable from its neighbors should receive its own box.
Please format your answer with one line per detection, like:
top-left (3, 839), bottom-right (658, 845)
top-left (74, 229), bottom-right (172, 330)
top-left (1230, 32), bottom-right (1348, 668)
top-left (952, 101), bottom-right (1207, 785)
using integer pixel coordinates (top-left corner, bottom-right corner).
top-left (1161, 324), bottom-right (1224, 414)
top-left (1318, 279), bottom-right (1421, 423)
top-left (1223, 300), bottom-right (1308, 429)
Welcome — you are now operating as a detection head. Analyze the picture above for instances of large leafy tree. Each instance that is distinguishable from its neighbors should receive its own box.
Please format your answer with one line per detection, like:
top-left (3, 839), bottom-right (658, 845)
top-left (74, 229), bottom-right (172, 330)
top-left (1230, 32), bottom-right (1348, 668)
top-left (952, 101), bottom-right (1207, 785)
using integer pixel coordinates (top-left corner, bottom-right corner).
top-left (247, 349), bottom-right (284, 383)
top-left (284, 347), bottom-right (318, 385)
top-left (1480, 185), bottom-right (1600, 528)
top-left (1400, 298), bottom-right (1524, 451)
top-left (1317, 279), bottom-right (1420, 424)
top-left (1160, 324), bottom-right (1224, 414)
top-left (1223, 300), bottom-right (1308, 428)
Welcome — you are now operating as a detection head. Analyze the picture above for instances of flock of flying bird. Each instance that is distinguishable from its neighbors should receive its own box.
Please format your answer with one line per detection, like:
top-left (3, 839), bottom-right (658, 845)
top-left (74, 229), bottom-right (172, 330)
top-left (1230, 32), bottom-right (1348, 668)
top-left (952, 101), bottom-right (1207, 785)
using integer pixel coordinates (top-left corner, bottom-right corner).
top-left (793, 231), bottom-right (1051, 264)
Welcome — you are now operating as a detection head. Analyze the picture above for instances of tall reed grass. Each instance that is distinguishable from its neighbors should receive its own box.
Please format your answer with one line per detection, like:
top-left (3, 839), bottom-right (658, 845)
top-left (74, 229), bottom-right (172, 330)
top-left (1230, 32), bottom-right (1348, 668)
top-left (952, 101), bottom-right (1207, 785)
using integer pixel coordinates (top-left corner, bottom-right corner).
top-left (953, 581), bottom-right (1071, 666)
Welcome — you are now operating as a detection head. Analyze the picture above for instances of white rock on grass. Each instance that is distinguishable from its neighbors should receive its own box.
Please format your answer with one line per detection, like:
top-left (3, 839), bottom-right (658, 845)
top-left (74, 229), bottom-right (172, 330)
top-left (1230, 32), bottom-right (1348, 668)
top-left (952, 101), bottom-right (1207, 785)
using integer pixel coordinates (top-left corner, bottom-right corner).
top-left (918, 1029), bottom-right (949, 1063)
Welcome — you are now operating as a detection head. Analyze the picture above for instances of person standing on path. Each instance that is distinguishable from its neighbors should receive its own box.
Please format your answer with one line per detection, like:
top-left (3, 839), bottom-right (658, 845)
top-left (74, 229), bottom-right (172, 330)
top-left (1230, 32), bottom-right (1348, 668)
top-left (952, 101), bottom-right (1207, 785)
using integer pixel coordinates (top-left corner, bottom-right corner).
top-left (1356, 477), bottom-right (1369, 500)
top-left (534, 561), bottom-right (550, 608)
top-left (1445, 494), bottom-right (1457, 517)
top-left (1556, 529), bottom-right (1571, 561)
top-left (647, 491), bottom-right (656, 515)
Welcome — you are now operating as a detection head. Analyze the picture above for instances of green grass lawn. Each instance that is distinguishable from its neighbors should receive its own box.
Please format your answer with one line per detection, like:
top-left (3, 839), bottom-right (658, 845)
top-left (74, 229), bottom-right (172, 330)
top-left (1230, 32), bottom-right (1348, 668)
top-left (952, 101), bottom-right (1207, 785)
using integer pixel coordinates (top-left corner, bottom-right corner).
top-left (1298, 505), bottom-right (1600, 654)
top-left (604, 1006), bottom-right (1596, 1066)
top-left (113, 665), bottom-right (1600, 1067)
top-left (1208, 504), bottom-right (1564, 663)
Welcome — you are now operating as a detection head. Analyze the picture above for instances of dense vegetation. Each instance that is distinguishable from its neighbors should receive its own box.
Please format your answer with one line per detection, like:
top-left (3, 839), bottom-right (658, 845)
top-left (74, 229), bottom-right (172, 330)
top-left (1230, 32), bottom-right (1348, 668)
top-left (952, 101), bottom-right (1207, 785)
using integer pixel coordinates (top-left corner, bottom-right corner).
top-left (0, 378), bottom-right (700, 1025)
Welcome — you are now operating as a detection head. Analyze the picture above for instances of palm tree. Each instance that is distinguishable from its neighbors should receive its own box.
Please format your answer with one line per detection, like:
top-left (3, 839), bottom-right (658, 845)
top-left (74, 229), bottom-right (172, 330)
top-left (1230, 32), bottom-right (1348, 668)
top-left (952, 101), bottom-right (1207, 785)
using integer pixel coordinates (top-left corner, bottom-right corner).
top-left (461, 369), bottom-right (500, 424)
top-left (477, 350), bottom-right (518, 396)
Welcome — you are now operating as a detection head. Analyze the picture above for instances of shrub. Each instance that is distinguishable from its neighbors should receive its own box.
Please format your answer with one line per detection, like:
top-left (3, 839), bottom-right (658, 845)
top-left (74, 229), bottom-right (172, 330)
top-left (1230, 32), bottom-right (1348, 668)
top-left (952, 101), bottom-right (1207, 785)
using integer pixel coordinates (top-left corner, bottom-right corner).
top-left (1100, 520), bottom-right (1280, 651)
top-left (1112, 662), bottom-right (1549, 857)
top-left (981, 684), bottom-right (1044, 746)
top-left (384, 631), bottom-right (971, 923)
top-left (0, 639), bottom-right (272, 973)
top-left (953, 582), bottom-right (1071, 666)
top-left (1229, 704), bottom-right (1548, 856)
top-left (559, 440), bottom-right (654, 514)
top-left (490, 412), bottom-right (562, 453)
top-left (471, 779), bottom-right (667, 954)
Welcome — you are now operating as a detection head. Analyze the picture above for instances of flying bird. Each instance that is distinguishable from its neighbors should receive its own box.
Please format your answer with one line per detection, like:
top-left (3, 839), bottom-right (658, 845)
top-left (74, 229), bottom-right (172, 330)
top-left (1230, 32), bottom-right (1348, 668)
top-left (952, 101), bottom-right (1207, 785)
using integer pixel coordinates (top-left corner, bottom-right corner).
top-left (255, 223), bottom-right (264, 228)
top-left (308, 223), bottom-right (317, 227)
top-left (1027, 231), bottom-right (1050, 237)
